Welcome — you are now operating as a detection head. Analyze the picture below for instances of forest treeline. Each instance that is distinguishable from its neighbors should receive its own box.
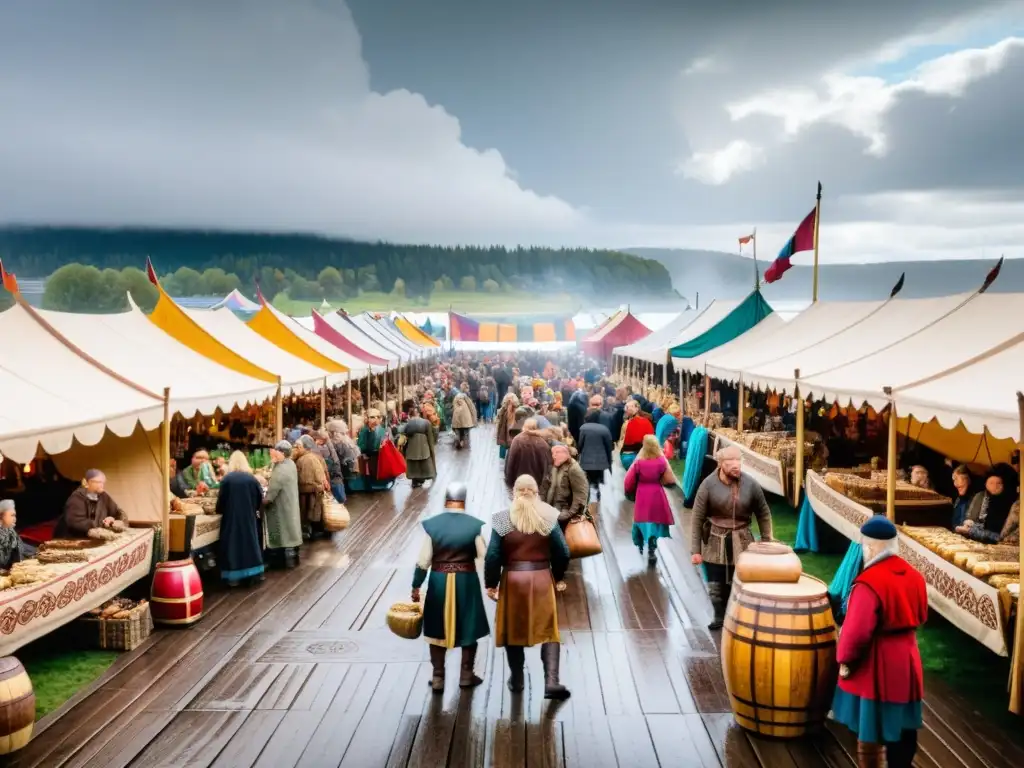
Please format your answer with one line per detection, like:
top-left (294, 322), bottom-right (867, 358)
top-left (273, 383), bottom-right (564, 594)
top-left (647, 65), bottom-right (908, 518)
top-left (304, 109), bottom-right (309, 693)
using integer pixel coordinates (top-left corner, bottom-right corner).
top-left (0, 227), bottom-right (675, 307)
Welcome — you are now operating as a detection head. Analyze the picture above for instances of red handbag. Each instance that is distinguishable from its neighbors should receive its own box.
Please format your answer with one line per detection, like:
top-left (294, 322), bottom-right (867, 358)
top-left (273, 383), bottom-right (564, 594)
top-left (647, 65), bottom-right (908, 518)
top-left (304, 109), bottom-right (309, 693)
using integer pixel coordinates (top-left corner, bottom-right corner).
top-left (376, 437), bottom-right (407, 481)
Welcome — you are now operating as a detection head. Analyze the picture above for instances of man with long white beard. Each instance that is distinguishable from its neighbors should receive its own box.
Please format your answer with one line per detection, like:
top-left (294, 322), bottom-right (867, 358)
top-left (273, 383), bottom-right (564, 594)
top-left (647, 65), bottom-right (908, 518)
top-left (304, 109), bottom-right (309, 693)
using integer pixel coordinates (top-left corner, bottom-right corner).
top-left (690, 445), bottom-right (773, 630)
top-left (832, 515), bottom-right (926, 768)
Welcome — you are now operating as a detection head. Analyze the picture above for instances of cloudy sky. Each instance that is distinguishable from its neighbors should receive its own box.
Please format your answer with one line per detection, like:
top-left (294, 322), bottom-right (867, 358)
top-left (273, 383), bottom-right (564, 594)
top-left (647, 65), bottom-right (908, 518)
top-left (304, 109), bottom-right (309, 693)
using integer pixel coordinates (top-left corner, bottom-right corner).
top-left (1, 0), bottom-right (1022, 262)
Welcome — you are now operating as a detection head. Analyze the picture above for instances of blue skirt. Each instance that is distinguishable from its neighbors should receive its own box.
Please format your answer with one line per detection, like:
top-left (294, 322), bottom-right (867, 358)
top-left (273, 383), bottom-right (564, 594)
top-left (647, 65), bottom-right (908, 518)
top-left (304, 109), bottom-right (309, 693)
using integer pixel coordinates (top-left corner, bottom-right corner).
top-left (631, 522), bottom-right (671, 547)
top-left (620, 452), bottom-right (637, 471)
top-left (831, 688), bottom-right (922, 744)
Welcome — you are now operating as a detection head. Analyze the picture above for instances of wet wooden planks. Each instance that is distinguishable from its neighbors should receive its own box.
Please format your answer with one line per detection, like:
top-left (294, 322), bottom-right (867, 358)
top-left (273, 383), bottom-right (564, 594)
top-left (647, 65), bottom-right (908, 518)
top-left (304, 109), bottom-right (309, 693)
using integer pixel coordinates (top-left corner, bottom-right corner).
top-left (13, 425), bottom-right (1021, 767)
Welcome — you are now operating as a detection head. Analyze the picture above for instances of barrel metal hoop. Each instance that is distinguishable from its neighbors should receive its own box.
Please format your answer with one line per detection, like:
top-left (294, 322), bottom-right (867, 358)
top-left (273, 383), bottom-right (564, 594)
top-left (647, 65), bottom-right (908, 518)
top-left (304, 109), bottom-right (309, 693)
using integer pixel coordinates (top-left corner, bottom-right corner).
top-left (724, 628), bottom-right (837, 652)
top-left (725, 617), bottom-right (834, 637)
top-left (735, 598), bottom-right (831, 615)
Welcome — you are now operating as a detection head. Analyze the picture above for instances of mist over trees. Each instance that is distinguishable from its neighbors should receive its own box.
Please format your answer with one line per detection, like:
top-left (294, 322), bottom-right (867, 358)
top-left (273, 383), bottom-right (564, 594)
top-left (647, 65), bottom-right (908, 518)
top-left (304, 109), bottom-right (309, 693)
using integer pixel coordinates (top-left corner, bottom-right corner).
top-left (2, 226), bottom-right (675, 307)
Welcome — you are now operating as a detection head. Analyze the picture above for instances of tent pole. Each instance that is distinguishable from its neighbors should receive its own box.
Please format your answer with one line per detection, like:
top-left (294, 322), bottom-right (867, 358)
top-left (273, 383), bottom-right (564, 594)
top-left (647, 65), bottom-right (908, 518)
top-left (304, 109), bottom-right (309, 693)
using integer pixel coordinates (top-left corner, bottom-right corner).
top-left (793, 370), bottom-right (804, 507)
top-left (160, 387), bottom-right (171, 561)
top-left (884, 387), bottom-right (897, 523)
top-left (275, 377), bottom-right (283, 442)
top-left (365, 368), bottom-right (371, 410)
top-left (320, 377), bottom-right (327, 428)
top-left (662, 353), bottom-right (669, 389)
top-left (346, 371), bottom-right (353, 428)
top-left (738, 376), bottom-right (745, 435)
top-left (1010, 392), bottom-right (1024, 713)
top-left (703, 373), bottom-right (711, 426)
top-left (385, 365), bottom-right (390, 403)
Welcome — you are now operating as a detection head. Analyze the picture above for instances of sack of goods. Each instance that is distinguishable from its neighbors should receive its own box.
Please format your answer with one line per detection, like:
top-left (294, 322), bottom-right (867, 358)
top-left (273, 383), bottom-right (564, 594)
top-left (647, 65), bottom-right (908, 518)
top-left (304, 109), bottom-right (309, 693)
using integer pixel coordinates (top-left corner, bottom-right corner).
top-left (386, 601), bottom-right (423, 639)
top-left (323, 498), bottom-right (351, 532)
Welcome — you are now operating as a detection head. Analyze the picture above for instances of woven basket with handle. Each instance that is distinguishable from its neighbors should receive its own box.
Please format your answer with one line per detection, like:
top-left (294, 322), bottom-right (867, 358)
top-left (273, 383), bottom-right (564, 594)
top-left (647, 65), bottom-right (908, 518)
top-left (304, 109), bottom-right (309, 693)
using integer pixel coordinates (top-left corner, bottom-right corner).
top-left (386, 601), bottom-right (423, 639)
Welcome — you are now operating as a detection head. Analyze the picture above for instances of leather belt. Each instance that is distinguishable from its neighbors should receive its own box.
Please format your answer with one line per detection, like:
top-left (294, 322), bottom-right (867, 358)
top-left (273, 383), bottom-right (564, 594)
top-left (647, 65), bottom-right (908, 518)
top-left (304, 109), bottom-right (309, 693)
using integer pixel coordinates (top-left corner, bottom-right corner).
top-left (506, 561), bottom-right (549, 572)
top-left (431, 561), bottom-right (476, 573)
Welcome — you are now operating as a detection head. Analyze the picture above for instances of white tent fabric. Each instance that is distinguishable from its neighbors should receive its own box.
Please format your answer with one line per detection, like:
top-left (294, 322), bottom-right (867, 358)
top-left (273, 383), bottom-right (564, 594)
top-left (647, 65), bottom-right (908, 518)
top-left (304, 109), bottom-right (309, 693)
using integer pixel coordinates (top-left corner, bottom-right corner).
top-left (36, 300), bottom-right (278, 418)
top-left (613, 309), bottom-right (696, 364)
top-left (893, 331), bottom-right (1024, 441)
top-left (799, 291), bottom-right (1024, 413)
top-left (352, 314), bottom-right (419, 360)
top-left (665, 300), bottom-right (746, 369)
top-left (738, 293), bottom-right (973, 395)
top-left (260, 302), bottom-right (374, 377)
top-left (185, 308), bottom-right (335, 392)
top-left (700, 299), bottom-right (885, 384)
top-left (684, 313), bottom-right (789, 374)
top-left (0, 303), bottom-right (164, 463)
top-left (294, 312), bottom-right (402, 367)
top-left (211, 289), bottom-right (261, 312)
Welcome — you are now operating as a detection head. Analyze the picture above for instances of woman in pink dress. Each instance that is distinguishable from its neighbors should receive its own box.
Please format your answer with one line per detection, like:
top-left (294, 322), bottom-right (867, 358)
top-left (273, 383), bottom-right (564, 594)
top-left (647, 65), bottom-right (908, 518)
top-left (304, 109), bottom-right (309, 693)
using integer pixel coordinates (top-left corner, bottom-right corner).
top-left (624, 435), bottom-right (677, 565)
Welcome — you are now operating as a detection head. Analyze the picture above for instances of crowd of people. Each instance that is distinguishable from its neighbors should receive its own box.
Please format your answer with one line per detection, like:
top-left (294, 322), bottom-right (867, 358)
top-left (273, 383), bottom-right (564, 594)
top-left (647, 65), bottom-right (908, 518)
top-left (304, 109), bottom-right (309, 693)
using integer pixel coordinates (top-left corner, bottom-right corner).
top-left (0, 348), bottom-right (942, 766)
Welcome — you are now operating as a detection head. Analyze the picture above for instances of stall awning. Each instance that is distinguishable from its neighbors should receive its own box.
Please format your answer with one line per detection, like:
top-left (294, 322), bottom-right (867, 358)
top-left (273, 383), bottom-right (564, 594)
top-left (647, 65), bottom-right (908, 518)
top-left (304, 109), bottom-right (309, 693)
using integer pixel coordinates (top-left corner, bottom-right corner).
top-left (36, 297), bottom-right (278, 419)
top-left (394, 314), bottom-right (440, 348)
top-left (613, 308), bottom-right (695, 364)
top-left (0, 302), bottom-right (164, 463)
top-left (348, 314), bottom-right (415, 364)
top-left (684, 313), bottom-right (788, 374)
top-left (247, 303), bottom-right (371, 379)
top-left (580, 309), bottom-right (651, 360)
top-left (670, 291), bottom-right (774, 363)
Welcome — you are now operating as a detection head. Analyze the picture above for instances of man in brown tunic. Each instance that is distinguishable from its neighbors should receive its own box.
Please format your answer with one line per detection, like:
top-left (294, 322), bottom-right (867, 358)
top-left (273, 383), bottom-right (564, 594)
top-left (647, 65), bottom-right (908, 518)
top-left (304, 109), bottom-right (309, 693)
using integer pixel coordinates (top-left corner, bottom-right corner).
top-left (484, 475), bottom-right (571, 699)
top-left (690, 445), bottom-right (773, 630)
top-left (55, 469), bottom-right (129, 538)
top-left (504, 419), bottom-right (553, 492)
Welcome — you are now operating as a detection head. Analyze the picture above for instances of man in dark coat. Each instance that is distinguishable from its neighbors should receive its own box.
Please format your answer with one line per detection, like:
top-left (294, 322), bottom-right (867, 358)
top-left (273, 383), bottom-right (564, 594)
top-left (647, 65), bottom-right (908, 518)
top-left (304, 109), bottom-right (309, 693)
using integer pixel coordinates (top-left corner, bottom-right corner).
top-left (566, 388), bottom-right (589, 445)
top-left (504, 419), bottom-right (553, 492)
top-left (577, 409), bottom-right (614, 499)
top-left (56, 469), bottom-right (129, 538)
top-left (494, 365), bottom-right (513, 401)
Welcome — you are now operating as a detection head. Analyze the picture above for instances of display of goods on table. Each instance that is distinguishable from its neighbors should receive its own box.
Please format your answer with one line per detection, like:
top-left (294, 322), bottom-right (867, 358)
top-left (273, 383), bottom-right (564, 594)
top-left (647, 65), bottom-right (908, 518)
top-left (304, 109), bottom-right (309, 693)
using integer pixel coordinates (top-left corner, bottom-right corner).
top-left (901, 526), bottom-right (1020, 579)
top-left (80, 597), bottom-right (153, 650)
top-left (717, 429), bottom-right (821, 469)
top-left (824, 473), bottom-right (948, 504)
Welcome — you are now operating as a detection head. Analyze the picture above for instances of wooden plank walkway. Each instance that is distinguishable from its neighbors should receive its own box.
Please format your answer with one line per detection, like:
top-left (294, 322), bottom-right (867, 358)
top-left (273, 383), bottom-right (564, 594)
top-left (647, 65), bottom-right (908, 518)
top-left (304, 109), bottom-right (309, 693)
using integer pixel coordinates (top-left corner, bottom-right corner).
top-left (11, 425), bottom-right (1024, 767)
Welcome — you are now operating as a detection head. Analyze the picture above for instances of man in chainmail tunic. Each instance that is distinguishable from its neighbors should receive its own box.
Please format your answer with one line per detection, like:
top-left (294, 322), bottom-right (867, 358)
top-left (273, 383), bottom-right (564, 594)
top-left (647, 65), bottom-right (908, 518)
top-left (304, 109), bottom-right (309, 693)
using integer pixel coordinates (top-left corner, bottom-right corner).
top-left (690, 445), bottom-right (774, 630)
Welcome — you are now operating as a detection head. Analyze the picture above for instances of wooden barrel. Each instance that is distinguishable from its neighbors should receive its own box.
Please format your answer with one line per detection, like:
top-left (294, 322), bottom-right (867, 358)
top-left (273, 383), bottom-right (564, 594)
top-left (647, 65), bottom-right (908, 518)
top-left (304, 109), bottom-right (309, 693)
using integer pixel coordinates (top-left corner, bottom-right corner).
top-left (150, 558), bottom-right (204, 626)
top-left (721, 574), bottom-right (837, 739)
top-left (0, 657), bottom-right (35, 754)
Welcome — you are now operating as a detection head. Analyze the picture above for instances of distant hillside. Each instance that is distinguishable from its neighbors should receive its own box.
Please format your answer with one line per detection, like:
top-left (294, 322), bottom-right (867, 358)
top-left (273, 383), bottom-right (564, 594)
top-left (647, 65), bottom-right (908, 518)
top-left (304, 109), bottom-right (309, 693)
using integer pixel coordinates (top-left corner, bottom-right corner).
top-left (630, 248), bottom-right (1024, 304)
top-left (0, 226), bottom-right (676, 303)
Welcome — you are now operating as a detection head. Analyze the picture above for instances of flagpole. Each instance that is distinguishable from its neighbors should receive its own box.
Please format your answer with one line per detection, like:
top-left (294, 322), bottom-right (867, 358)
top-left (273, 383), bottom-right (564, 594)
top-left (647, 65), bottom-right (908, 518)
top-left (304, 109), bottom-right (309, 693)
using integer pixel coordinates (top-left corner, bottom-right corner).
top-left (812, 181), bottom-right (822, 303)
top-left (753, 227), bottom-right (759, 290)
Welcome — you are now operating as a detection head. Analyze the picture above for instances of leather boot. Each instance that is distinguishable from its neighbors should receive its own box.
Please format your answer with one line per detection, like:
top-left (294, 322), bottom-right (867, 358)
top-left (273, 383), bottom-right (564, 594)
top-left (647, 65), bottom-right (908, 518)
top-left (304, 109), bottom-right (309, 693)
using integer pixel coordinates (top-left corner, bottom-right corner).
top-left (540, 642), bottom-right (571, 700)
top-left (428, 645), bottom-right (446, 693)
top-left (707, 582), bottom-right (726, 631)
top-left (505, 646), bottom-right (525, 692)
top-left (856, 740), bottom-right (886, 768)
top-left (459, 643), bottom-right (483, 688)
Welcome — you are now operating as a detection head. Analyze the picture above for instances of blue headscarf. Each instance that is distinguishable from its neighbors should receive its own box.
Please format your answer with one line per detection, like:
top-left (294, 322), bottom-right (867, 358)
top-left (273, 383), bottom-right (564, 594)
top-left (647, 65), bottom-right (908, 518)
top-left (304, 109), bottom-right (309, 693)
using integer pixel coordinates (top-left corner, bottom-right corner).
top-left (655, 412), bottom-right (680, 446)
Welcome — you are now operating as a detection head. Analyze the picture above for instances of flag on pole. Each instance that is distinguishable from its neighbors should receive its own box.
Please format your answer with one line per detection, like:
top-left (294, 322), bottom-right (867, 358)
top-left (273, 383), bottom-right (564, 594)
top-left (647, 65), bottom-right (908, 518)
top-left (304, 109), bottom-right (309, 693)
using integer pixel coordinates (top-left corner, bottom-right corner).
top-left (145, 257), bottom-right (159, 286)
top-left (980, 256), bottom-right (1004, 293)
top-left (0, 258), bottom-right (18, 294)
top-left (764, 208), bottom-right (816, 284)
top-left (254, 276), bottom-right (266, 304)
top-left (738, 233), bottom-right (755, 249)
top-left (889, 273), bottom-right (905, 298)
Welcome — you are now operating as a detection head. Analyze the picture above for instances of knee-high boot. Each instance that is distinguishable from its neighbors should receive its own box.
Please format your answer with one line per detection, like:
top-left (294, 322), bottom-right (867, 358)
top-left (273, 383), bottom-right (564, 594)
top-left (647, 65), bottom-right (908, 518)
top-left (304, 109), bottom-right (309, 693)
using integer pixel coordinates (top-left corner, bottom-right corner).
top-left (540, 642), bottom-right (570, 700)
top-left (428, 645), bottom-right (446, 693)
top-left (856, 740), bottom-right (886, 768)
top-left (459, 643), bottom-right (483, 688)
top-left (707, 582), bottom-right (726, 631)
top-left (505, 646), bottom-right (525, 692)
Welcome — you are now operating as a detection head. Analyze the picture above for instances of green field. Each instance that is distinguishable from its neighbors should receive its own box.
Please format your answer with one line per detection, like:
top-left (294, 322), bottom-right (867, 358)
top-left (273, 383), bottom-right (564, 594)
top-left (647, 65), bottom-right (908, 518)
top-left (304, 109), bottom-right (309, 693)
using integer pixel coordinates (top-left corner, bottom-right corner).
top-left (271, 289), bottom-right (582, 316)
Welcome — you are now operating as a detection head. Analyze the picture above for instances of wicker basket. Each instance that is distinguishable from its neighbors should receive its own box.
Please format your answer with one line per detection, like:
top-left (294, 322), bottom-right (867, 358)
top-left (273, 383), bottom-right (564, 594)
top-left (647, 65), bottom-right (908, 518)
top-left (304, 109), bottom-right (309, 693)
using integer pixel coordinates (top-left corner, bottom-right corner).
top-left (386, 601), bottom-right (423, 640)
top-left (80, 602), bottom-right (153, 651)
top-left (323, 500), bottom-right (350, 532)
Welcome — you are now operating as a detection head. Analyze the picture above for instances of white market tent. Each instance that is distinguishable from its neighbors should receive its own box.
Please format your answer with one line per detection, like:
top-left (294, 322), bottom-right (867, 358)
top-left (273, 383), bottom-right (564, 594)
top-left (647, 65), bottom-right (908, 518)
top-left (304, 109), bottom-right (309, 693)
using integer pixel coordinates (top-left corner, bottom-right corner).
top-left (211, 289), bottom-right (261, 313)
top-left (350, 313), bottom-right (419, 361)
top-left (701, 299), bottom-right (886, 384)
top-left (663, 299), bottom-right (744, 369)
top-left (613, 309), bottom-right (697, 364)
top-left (184, 308), bottom-right (335, 393)
top-left (36, 299), bottom-right (278, 419)
top-left (0, 303), bottom-right (164, 464)
top-left (256, 302), bottom-right (375, 378)
top-left (800, 291), bottom-right (1024, 411)
top-left (295, 311), bottom-right (402, 368)
top-left (683, 313), bottom-right (788, 374)
top-left (893, 333), bottom-right (1024, 441)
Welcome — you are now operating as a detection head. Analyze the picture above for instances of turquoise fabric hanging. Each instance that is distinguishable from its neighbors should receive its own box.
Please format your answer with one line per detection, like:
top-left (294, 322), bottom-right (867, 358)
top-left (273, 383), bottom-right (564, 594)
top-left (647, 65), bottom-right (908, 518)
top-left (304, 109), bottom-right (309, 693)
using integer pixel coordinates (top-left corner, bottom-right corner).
top-left (682, 426), bottom-right (709, 504)
top-left (794, 494), bottom-right (820, 553)
top-left (827, 540), bottom-right (863, 623)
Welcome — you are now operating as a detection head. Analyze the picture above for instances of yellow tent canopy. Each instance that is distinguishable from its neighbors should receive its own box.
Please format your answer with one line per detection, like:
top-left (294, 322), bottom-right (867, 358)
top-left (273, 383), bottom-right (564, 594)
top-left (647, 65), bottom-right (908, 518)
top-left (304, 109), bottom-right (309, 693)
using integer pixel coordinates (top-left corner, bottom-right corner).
top-left (394, 315), bottom-right (440, 348)
top-left (247, 305), bottom-right (350, 376)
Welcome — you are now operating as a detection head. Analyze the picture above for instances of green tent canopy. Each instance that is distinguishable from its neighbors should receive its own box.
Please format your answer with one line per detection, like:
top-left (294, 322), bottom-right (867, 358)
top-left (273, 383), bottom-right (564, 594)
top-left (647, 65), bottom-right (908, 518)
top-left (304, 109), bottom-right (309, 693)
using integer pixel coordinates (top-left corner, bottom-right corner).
top-left (669, 290), bottom-right (773, 359)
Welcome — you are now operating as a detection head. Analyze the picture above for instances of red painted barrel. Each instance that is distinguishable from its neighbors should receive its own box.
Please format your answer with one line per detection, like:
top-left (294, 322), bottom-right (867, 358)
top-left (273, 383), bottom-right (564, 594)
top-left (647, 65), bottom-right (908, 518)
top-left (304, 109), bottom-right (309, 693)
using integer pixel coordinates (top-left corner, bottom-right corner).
top-left (0, 657), bottom-right (34, 754)
top-left (150, 558), bottom-right (204, 626)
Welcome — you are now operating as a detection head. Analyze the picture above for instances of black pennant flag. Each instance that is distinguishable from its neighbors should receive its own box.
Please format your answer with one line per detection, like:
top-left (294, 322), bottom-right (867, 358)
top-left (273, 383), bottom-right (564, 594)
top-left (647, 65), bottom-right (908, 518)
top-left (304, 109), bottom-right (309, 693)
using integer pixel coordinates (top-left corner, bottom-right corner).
top-left (889, 272), bottom-right (905, 298)
top-left (980, 256), bottom-right (1004, 293)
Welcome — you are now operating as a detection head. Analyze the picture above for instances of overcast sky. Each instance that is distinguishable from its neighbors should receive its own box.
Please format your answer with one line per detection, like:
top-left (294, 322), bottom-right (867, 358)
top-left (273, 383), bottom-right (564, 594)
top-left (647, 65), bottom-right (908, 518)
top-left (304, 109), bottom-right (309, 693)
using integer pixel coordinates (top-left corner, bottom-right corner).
top-left (1, 1), bottom-right (1022, 262)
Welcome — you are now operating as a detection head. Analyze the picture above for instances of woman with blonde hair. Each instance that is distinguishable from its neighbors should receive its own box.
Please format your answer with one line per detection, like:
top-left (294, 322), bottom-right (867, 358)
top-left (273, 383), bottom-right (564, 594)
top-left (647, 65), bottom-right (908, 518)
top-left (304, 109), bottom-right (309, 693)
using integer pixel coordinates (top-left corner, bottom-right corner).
top-left (625, 434), bottom-right (677, 565)
top-left (484, 474), bottom-right (571, 699)
top-left (216, 451), bottom-right (265, 587)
